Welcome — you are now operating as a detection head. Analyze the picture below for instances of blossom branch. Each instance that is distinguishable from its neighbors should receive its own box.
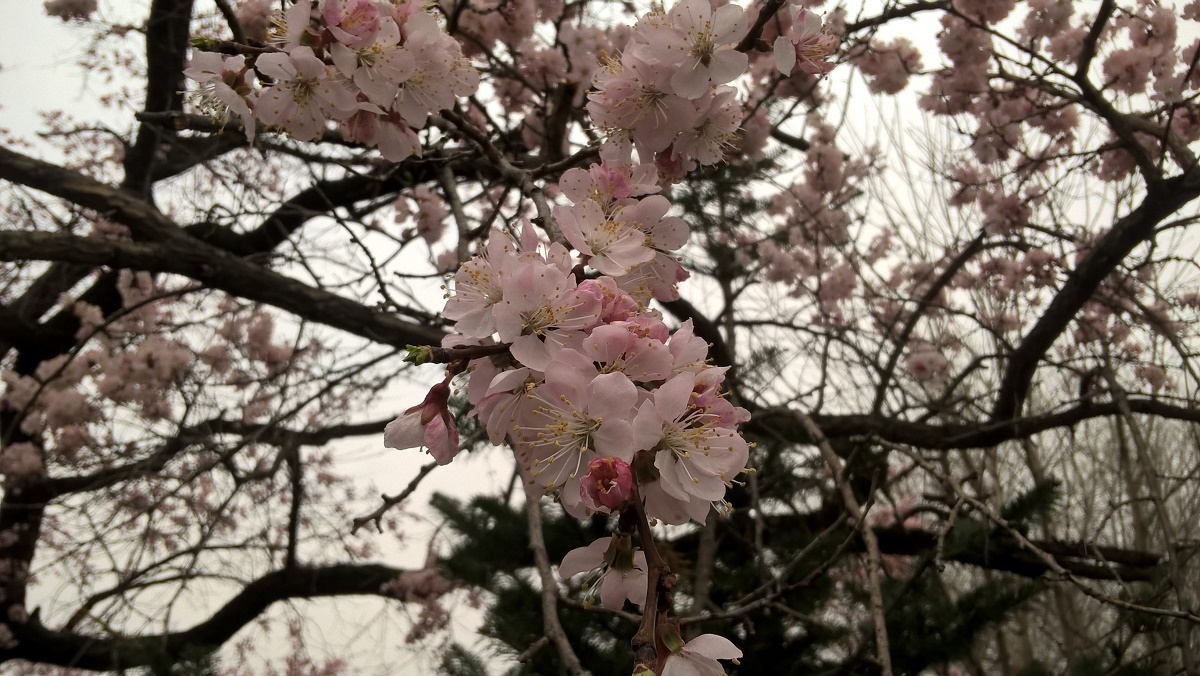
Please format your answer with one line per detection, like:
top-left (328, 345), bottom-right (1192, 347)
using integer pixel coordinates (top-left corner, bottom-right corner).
top-left (990, 172), bottom-right (1200, 420)
top-left (0, 231), bottom-right (446, 348)
top-left (628, 483), bottom-right (673, 672)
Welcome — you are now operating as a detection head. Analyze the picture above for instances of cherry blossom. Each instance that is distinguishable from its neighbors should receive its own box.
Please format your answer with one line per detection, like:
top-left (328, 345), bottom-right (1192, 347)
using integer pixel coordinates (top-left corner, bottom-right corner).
top-left (589, 52), bottom-right (699, 157)
top-left (559, 536), bottom-right (649, 610)
top-left (580, 456), bottom-right (635, 512)
top-left (323, 0), bottom-right (386, 49)
top-left (392, 12), bottom-right (480, 128)
top-left (631, 372), bottom-right (749, 508)
top-left (661, 632), bottom-right (742, 676)
top-left (636, 0), bottom-right (749, 99)
top-left (384, 381), bottom-right (460, 464)
top-left (254, 46), bottom-right (357, 141)
top-left (492, 254), bottom-right (601, 364)
top-left (556, 200), bottom-right (655, 276)
top-left (444, 235), bottom-right (520, 338)
top-left (773, 8), bottom-right (838, 76)
top-left (183, 52), bottom-right (256, 141)
top-left (516, 363), bottom-right (637, 505)
top-left (329, 19), bottom-right (414, 106)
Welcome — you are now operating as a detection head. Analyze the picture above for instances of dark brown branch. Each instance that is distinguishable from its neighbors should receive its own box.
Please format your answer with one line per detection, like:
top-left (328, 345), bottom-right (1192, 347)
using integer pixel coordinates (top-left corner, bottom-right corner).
top-left (43, 417), bottom-right (392, 497)
top-left (0, 564), bottom-right (428, 669)
top-left (735, 0), bottom-right (787, 53)
top-left (122, 0), bottom-right (196, 195)
top-left (751, 396), bottom-right (1200, 451)
top-left (0, 145), bottom-right (180, 241)
top-left (0, 231), bottom-right (445, 349)
top-left (990, 173), bottom-right (1200, 421)
top-left (843, 1), bottom-right (949, 34)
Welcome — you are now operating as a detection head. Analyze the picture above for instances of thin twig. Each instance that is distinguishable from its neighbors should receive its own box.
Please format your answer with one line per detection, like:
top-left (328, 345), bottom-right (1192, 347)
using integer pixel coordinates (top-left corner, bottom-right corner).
top-left (525, 497), bottom-right (584, 675)
top-left (351, 462), bottom-right (438, 534)
top-left (796, 412), bottom-right (893, 676)
top-left (933, 496), bottom-right (965, 573)
top-left (517, 635), bottom-right (549, 663)
top-left (887, 440), bottom-right (1200, 625)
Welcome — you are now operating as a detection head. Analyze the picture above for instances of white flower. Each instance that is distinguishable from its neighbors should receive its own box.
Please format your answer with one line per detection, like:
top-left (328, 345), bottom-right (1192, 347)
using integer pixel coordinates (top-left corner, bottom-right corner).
top-left (662, 633), bottom-right (742, 675)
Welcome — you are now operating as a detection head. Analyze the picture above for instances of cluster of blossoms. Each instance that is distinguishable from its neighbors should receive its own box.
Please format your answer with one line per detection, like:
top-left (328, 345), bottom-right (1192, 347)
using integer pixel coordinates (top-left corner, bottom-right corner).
top-left (184, 0), bottom-right (479, 160)
top-left (368, 1), bottom-right (833, 671)
top-left (588, 1), bottom-right (835, 178)
top-left (390, 161), bottom-right (751, 526)
top-left (384, 160), bottom-right (752, 671)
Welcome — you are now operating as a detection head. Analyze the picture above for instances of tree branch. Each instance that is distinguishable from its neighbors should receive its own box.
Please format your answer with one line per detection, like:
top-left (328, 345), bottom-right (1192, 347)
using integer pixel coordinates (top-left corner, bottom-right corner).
top-left (0, 231), bottom-right (445, 348)
top-left (0, 564), bottom-right (430, 669)
top-left (991, 173), bottom-right (1200, 420)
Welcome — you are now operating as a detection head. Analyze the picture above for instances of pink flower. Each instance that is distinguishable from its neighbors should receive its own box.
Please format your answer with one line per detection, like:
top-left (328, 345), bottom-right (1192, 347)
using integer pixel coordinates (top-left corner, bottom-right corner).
top-left (254, 46), bottom-right (358, 141)
top-left (581, 322), bottom-right (674, 383)
top-left (632, 372), bottom-right (748, 509)
top-left (443, 234), bottom-right (519, 338)
top-left (618, 254), bottom-right (690, 303)
top-left (556, 200), bottom-right (654, 277)
top-left (184, 52), bottom-right (257, 141)
top-left (323, 0), bottom-right (385, 48)
top-left (493, 256), bottom-right (601, 366)
top-left (559, 536), bottom-right (648, 610)
top-left (392, 12), bottom-right (480, 128)
top-left (674, 86), bottom-right (741, 166)
top-left (339, 104), bottom-right (423, 161)
top-left (853, 38), bottom-right (922, 95)
top-left (384, 382), bottom-right (460, 464)
top-left (773, 8), bottom-right (838, 76)
top-left (559, 162), bottom-right (660, 210)
top-left (636, 0), bottom-right (748, 99)
top-left (517, 363), bottom-right (637, 507)
top-left (662, 633), bottom-right (742, 675)
top-left (619, 195), bottom-right (688, 253)
top-left (580, 457), bottom-right (634, 512)
top-left (331, 29), bottom-right (414, 107)
top-left (588, 52), bottom-right (698, 156)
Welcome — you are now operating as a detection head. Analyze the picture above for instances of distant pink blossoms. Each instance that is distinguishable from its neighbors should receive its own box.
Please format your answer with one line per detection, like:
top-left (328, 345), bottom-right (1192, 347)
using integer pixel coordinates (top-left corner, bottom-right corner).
top-left (183, 0), bottom-right (478, 160)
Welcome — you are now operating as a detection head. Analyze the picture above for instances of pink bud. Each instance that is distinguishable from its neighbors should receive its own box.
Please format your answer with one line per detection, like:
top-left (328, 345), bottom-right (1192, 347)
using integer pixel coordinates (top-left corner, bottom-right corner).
top-left (384, 382), bottom-right (460, 465)
top-left (580, 457), bottom-right (634, 513)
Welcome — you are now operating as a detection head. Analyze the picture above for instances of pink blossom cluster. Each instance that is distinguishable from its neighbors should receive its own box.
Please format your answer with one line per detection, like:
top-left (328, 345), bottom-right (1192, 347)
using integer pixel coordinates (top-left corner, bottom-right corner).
top-left (184, 0), bottom-right (479, 161)
top-left (384, 162), bottom-right (750, 639)
top-left (585, 2), bottom-right (835, 176)
top-left (851, 38), bottom-right (922, 96)
top-left (586, 0), bottom-right (750, 173)
top-left (773, 7), bottom-right (839, 78)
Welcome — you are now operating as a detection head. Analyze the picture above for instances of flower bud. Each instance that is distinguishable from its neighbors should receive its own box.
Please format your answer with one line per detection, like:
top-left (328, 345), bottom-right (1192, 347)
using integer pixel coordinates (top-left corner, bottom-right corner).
top-left (384, 381), bottom-right (459, 465)
top-left (580, 456), bottom-right (634, 513)
top-left (404, 345), bottom-right (434, 365)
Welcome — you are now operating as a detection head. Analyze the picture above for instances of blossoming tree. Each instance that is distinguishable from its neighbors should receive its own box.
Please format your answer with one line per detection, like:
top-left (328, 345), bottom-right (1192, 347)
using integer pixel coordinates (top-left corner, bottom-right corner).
top-left (3, 0), bottom-right (1200, 673)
